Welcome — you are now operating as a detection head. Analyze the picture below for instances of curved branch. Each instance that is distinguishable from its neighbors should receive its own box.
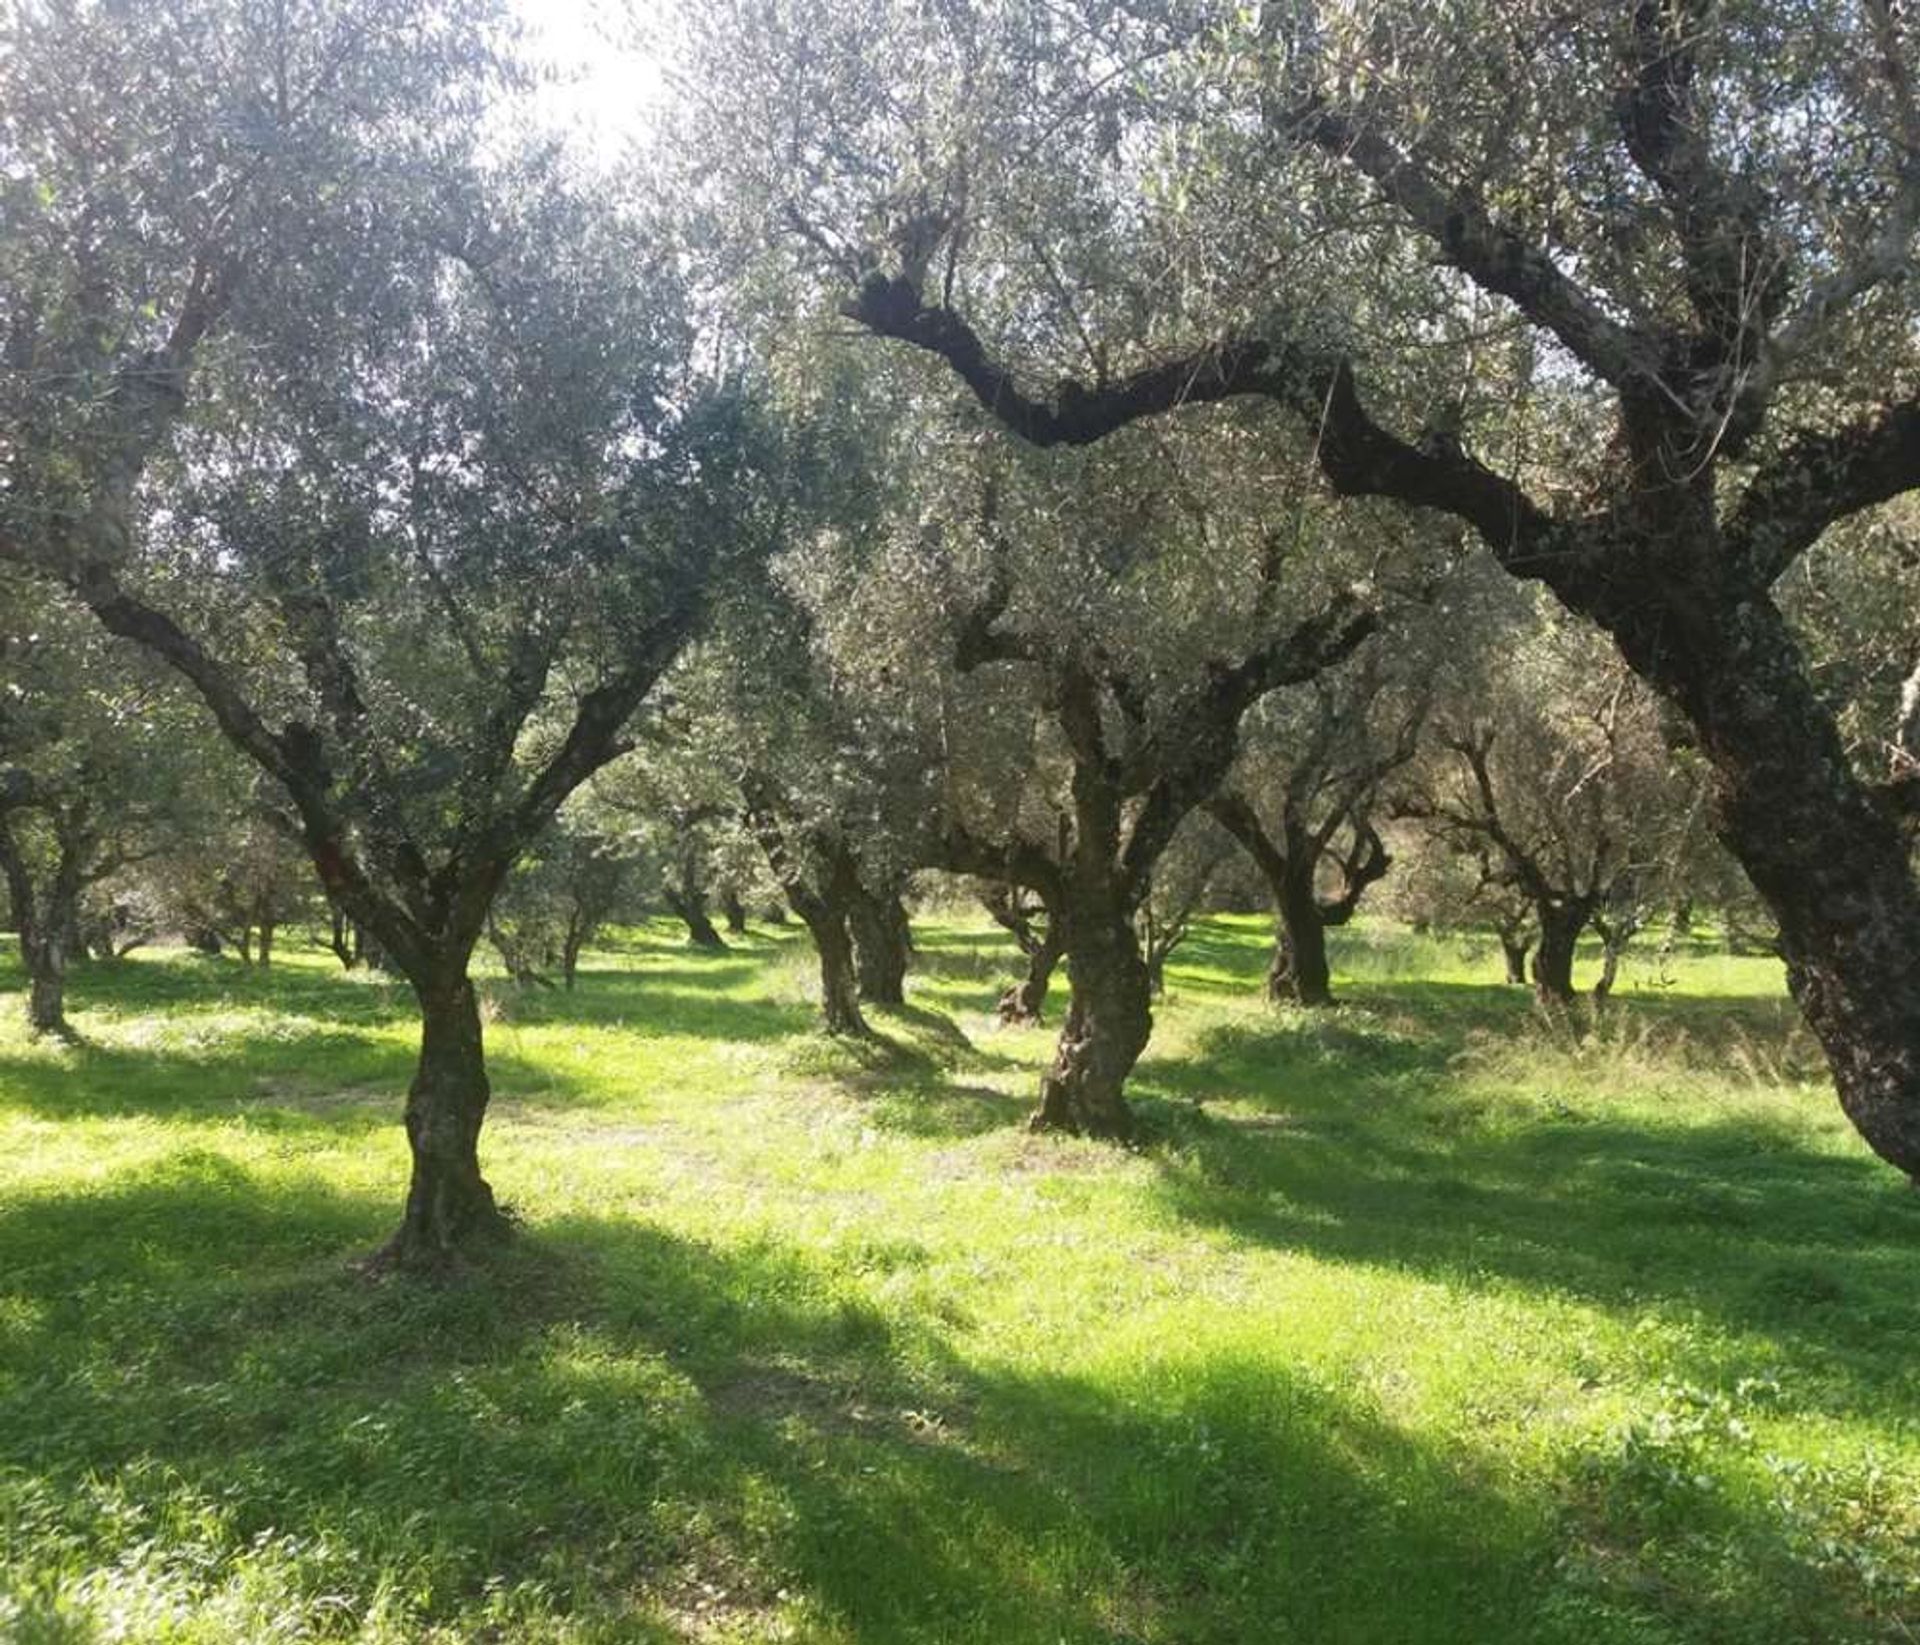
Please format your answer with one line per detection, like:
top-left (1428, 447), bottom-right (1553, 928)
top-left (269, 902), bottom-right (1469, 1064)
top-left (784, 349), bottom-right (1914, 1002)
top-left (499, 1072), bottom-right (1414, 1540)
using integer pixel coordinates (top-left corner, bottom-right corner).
top-left (844, 276), bottom-right (1574, 580)
top-left (1725, 398), bottom-right (1920, 585)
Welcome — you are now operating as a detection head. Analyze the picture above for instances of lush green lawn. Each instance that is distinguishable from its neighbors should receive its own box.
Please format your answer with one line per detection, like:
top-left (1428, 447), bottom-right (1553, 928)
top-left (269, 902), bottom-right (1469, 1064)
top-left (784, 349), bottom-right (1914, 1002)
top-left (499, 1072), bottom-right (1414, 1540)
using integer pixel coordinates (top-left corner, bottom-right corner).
top-left (0, 917), bottom-right (1915, 1643)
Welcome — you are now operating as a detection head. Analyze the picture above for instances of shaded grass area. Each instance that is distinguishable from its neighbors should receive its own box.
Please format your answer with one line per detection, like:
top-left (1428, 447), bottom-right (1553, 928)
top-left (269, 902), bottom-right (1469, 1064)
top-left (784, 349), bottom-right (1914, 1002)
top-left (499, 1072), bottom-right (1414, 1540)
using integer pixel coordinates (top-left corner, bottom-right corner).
top-left (0, 918), bottom-right (1915, 1642)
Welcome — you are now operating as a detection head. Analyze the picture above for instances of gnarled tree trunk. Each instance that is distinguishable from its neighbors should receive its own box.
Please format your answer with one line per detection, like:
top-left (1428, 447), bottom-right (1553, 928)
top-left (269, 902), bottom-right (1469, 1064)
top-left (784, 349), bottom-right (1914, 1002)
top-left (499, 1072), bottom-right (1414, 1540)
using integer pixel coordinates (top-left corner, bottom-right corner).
top-left (983, 883), bottom-right (1065, 1024)
top-left (1613, 589), bottom-right (1920, 1180)
top-left (805, 900), bottom-right (867, 1035)
top-left (376, 967), bottom-right (511, 1271)
top-left (665, 889), bottom-right (727, 950)
top-left (1033, 901), bottom-right (1151, 1141)
top-left (999, 924), bottom-right (1064, 1025)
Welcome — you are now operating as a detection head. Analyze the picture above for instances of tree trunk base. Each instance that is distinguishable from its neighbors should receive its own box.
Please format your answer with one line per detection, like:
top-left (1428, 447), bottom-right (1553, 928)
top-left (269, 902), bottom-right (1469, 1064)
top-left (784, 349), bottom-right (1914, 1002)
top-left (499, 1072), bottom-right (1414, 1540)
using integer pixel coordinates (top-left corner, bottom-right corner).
top-left (364, 1176), bottom-right (513, 1276)
top-left (1028, 1075), bottom-right (1135, 1142)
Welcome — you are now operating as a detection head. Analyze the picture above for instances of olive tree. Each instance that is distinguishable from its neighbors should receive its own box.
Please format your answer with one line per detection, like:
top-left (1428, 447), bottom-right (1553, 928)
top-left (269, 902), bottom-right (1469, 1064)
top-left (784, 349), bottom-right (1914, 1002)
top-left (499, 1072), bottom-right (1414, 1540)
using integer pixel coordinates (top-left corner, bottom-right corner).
top-left (683, 0), bottom-right (1920, 1178)
top-left (0, 1), bottom-right (784, 1265)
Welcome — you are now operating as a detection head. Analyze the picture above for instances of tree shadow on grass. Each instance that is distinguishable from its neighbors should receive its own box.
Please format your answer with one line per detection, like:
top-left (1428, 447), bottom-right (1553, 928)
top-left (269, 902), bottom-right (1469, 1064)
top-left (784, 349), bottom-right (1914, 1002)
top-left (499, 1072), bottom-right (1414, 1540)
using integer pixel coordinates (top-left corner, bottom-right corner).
top-left (785, 1002), bottom-right (1038, 1140)
top-left (1129, 1015), bottom-right (1919, 1414)
top-left (1, 1163), bottom-right (1890, 1643)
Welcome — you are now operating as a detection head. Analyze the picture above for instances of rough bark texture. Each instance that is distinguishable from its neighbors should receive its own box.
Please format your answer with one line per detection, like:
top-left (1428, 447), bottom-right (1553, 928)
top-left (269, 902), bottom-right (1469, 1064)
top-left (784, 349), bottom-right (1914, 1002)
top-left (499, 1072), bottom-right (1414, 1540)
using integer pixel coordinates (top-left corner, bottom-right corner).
top-left (1034, 904), bottom-right (1151, 1141)
top-left (999, 929), bottom-right (1064, 1025)
top-left (1609, 587), bottom-right (1920, 1178)
top-left (982, 884), bottom-right (1064, 1024)
top-left (374, 972), bottom-right (511, 1271)
top-left (808, 901), bottom-right (868, 1036)
top-left (850, 885), bottom-right (909, 1005)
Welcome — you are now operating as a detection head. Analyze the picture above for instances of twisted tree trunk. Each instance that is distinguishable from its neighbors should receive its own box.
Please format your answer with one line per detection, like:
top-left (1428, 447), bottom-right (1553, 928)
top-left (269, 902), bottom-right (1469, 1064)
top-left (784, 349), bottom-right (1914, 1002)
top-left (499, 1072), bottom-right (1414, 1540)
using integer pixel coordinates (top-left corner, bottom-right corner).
top-left (1000, 924), bottom-right (1065, 1024)
top-left (1034, 901), bottom-right (1152, 1141)
top-left (375, 967), bottom-right (511, 1271)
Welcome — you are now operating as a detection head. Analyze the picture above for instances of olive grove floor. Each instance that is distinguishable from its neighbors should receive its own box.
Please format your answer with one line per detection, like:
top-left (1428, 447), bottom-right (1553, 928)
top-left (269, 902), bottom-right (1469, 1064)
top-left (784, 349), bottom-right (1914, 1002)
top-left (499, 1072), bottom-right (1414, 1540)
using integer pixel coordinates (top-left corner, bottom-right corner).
top-left (0, 917), bottom-right (1914, 1643)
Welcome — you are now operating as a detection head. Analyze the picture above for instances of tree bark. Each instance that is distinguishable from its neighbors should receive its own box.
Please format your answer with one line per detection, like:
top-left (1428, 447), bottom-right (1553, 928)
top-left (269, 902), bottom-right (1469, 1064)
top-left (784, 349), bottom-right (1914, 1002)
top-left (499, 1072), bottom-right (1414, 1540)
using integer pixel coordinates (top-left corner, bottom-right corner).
top-left (1593, 935), bottom-right (1627, 1002)
top-left (1270, 864), bottom-right (1334, 1006)
top-left (0, 817), bottom-right (78, 1036)
top-left (804, 901), bottom-right (867, 1035)
top-left (983, 884), bottom-right (1064, 1024)
top-left (850, 884), bottom-right (909, 1005)
top-left (1611, 589), bottom-right (1920, 1178)
top-left (998, 922), bottom-right (1064, 1025)
top-left (374, 970), bottom-right (511, 1270)
top-left (722, 890), bottom-right (748, 935)
top-left (1500, 934), bottom-right (1533, 986)
top-left (1532, 900), bottom-right (1589, 1005)
top-left (666, 890), bottom-right (727, 950)
top-left (1033, 902), bottom-right (1151, 1141)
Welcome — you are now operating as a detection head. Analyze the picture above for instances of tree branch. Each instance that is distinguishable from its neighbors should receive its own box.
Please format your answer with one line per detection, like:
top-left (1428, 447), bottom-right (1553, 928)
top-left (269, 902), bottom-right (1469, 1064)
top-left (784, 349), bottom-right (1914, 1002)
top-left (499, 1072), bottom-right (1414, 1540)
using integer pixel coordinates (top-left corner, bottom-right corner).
top-left (1724, 397), bottom-right (1920, 585)
top-left (1291, 103), bottom-right (1651, 387)
top-left (844, 275), bottom-right (1573, 579)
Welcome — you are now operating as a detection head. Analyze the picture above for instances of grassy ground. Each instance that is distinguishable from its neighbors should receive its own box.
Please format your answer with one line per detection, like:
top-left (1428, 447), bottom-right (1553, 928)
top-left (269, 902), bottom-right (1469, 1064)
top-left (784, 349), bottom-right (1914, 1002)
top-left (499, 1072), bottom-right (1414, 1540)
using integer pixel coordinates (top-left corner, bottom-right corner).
top-left (0, 916), bottom-right (1915, 1643)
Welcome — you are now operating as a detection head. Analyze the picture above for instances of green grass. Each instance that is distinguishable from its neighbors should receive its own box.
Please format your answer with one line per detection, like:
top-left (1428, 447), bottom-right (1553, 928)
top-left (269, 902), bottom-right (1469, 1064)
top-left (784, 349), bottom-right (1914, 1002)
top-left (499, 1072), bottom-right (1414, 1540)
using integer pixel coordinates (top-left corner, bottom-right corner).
top-left (0, 916), bottom-right (1915, 1643)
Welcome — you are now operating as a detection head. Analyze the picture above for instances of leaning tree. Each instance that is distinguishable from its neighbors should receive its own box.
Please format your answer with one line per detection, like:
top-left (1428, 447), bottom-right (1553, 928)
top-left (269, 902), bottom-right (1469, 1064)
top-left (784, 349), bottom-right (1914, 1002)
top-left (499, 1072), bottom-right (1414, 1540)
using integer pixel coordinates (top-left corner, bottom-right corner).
top-left (0, 1), bottom-right (787, 1265)
top-left (685, 0), bottom-right (1920, 1180)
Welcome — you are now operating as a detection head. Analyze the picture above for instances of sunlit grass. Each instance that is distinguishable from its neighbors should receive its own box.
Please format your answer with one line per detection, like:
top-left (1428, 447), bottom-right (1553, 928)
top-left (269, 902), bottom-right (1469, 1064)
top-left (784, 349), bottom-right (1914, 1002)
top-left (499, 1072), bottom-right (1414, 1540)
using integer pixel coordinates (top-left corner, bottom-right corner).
top-left (1, 916), bottom-right (1914, 1642)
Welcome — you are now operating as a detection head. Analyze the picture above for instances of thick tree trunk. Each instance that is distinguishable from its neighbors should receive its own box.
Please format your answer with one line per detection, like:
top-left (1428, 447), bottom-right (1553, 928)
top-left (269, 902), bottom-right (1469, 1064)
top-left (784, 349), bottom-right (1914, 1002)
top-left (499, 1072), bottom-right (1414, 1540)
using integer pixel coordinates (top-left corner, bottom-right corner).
top-left (1269, 868), bottom-right (1334, 1006)
top-left (1532, 901), bottom-right (1587, 1005)
top-left (1033, 906), bottom-right (1151, 1141)
top-left (850, 886), bottom-right (909, 1005)
top-left (1611, 590), bottom-right (1920, 1179)
top-left (375, 971), bottom-right (510, 1270)
top-left (1500, 935), bottom-right (1533, 987)
top-left (722, 890), bottom-right (748, 935)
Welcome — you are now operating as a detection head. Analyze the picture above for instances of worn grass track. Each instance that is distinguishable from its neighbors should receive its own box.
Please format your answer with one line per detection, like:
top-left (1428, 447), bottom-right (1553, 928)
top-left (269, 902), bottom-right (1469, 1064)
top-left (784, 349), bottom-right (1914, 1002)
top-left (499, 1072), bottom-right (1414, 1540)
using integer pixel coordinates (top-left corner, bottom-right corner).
top-left (0, 918), bottom-right (1915, 1642)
